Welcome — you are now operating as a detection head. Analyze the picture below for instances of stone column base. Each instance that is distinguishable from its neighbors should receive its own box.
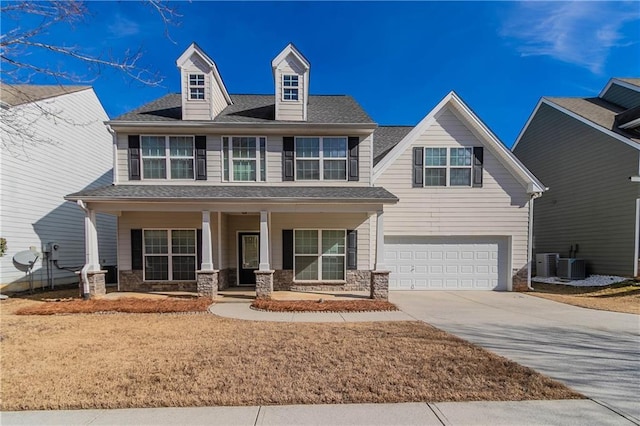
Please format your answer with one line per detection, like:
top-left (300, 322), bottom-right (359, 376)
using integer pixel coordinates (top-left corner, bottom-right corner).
top-left (197, 270), bottom-right (219, 299)
top-left (512, 265), bottom-right (530, 292)
top-left (370, 270), bottom-right (390, 300)
top-left (255, 270), bottom-right (274, 299)
top-left (78, 270), bottom-right (107, 298)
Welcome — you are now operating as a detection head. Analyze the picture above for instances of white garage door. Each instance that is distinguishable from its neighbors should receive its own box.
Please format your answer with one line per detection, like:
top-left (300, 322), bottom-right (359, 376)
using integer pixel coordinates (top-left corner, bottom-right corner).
top-left (385, 236), bottom-right (508, 291)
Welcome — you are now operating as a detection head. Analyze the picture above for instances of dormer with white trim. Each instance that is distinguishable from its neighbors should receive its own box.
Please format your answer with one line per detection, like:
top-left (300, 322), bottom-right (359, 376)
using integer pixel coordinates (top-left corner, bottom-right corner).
top-left (271, 44), bottom-right (310, 122)
top-left (176, 42), bottom-right (232, 121)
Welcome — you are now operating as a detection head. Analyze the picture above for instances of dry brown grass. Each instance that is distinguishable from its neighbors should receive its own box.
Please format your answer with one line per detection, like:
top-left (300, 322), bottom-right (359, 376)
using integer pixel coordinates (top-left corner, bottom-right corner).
top-left (0, 296), bottom-right (581, 411)
top-left (15, 297), bottom-right (211, 315)
top-left (253, 299), bottom-right (397, 312)
top-left (531, 281), bottom-right (640, 314)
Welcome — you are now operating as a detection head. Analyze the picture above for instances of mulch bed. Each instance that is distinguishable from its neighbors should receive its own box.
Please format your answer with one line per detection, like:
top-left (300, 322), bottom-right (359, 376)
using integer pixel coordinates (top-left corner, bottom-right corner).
top-left (15, 297), bottom-right (212, 315)
top-left (252, 298), bottom-right (398, 312)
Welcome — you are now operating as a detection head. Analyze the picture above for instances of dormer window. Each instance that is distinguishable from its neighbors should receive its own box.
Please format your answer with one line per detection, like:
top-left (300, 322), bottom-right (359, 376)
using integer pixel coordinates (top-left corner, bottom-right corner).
top-left (283, 74), bottom-right (299, 101)
top-left (189, 74), bottom-right (205, 100)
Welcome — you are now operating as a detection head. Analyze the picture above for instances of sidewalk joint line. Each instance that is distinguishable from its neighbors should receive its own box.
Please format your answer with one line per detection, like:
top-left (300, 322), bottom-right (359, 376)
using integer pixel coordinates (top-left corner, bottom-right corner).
top-left (590, 398), bottom-right (640, 425)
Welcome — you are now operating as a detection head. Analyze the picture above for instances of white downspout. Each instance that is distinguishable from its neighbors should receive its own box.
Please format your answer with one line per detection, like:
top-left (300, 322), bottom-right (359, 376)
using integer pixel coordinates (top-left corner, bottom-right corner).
top-left (106, 124), bottom-right (118, 185)
top-left (527, 192), bottom-right (543, 290)
top-left (77, 200), bottom-right (91, 299)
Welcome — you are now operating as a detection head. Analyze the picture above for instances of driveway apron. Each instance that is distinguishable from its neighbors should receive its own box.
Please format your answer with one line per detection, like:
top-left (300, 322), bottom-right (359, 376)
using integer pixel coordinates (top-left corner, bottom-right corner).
top-left (390, 291), bottom-right (640, 422)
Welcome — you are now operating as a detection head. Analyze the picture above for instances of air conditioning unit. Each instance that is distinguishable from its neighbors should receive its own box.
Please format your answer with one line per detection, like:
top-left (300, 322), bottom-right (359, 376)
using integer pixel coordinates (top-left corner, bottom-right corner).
top-left (535, 253), bottom-right (559, 277)
top-left (557, 258), bottom-right (586, 280)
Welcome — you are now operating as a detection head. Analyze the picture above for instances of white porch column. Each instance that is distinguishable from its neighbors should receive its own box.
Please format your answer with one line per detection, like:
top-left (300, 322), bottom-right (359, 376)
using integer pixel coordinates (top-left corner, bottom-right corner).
top-left (201, 210), bottom-right (214, 271)
top-left (259, 210), bottom-right (271, 271)
top-left (375, 210), bottom-right (385, 270)
top-left (86, 209), bottom-right (101, 272)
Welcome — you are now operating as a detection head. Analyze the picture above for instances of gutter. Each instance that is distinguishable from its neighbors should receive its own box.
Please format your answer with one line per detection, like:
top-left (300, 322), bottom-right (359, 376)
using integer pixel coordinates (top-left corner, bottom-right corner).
top-left (527, 192), bottom-right (544, 290)
top-left (76, 200), bottom-right (91, 299)
top-left (64, 196), bottom-right (399, 204)
top-left (104, 120), bottom-right (378, 133)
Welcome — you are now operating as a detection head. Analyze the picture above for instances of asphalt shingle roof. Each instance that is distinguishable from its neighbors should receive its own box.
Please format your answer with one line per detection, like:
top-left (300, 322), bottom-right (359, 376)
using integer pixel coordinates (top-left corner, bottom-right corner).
top-left (113, 94), bottom-right (374, 124)
top-left (546, 97), bottom-right (640, 144)
top-left (0, 84), bottom-right (90, 106)
top-left (66, 185), bottom-right (398, 203)
top-left (373, 126), bottom-right (413, 165)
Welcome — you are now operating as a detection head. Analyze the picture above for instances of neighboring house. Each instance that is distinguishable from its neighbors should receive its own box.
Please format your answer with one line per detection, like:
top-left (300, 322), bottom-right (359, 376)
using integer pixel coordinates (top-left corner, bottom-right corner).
top-left (65, 43), bottom-right (543, 298)
top-left (0, 84), bottom-right (117, 292)
top-left (513, 78), bottom-right (640, 278)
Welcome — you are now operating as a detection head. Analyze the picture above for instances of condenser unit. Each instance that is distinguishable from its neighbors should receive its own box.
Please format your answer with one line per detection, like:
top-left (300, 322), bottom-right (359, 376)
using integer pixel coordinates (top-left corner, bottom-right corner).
top-left (535, 253), bottom-right (559, 277)
top-left (557, 258), bottom-right (586, 280)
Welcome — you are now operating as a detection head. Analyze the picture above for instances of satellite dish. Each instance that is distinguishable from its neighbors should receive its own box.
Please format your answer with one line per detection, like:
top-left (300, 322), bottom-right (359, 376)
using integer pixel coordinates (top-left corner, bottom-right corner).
top-left (13, 250), bottom-right (39, 272)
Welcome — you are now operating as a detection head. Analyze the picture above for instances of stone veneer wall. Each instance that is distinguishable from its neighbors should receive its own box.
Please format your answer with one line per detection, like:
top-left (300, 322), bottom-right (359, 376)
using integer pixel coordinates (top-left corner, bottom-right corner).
top-left (512, 265), bottom-right (530, 292)
top-left (119, 270), bottom-right (197, 292)
top-left (275, 269), bottom-right (371, 292)
top-left (218, 269), bottom-right (230, 290)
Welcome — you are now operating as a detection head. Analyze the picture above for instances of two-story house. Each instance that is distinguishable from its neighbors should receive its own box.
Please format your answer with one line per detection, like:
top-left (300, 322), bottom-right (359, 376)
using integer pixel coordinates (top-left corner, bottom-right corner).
top-left (66, 43), bottom-right (544, 299)
top-left (513, 78), bottom-right (640, 277)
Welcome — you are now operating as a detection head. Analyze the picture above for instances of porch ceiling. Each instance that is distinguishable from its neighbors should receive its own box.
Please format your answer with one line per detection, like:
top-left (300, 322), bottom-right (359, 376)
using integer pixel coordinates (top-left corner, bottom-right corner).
top-left (66, 185), bottom-right (398, 204)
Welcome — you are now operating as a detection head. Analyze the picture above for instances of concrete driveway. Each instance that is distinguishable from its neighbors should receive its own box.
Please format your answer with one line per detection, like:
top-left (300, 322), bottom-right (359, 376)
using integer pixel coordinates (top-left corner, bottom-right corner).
top-left (390, 291), bottom-right (640, 422)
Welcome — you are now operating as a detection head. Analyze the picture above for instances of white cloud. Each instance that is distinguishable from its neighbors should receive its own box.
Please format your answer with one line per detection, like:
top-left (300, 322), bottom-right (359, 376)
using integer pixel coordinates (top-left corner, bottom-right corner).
top-left (501, 2), bottom-right (639, 74)
top-left (108, 15), bottom-right (141, 38)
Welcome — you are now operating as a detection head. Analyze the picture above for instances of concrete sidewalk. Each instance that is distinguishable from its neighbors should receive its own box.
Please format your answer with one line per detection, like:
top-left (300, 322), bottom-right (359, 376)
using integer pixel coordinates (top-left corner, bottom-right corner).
top-left (2, 400), bottom-right (636, 425)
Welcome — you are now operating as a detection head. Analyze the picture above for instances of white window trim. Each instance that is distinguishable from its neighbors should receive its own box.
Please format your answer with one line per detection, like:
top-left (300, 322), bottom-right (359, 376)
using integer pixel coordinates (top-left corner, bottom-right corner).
top-left (282, 74), bottom-right (299, 102)
top-left (221, 136), bottom-right (267, 182)
top-left (141, 135), bottom-right (195, 181)
top-left (424, 147), bottom-right (473, 187)
top-left (188, 73), bottom-right (206, 101)
top-left (293, 229), bottom-right (346, 282)
top-left (294, 136), bottom-right (348, 181)
top-left (143, 228), bottom-right (197, 282)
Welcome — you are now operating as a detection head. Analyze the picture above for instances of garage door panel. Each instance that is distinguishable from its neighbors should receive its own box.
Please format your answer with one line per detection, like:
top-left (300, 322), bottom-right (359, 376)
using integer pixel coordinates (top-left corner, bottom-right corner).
top-left (385, 236), bottom-right (508, 291)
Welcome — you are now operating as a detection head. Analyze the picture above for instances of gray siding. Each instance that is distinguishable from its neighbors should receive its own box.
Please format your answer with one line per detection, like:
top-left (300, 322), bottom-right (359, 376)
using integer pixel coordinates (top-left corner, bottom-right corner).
top-left (601, 83), bottom-right (640, 109)
top-left (514, 103), bottom-right (640, 276)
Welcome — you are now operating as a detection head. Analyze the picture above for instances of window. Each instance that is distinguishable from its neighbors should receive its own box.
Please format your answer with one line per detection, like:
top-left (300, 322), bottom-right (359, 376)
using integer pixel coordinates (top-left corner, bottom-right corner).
top-left (294, 230), bottom-right (346, 281)
top-left (222, 136), bottom-right (267, 182)
top-left (295, 137), bottom-right (347, 180)
top-left (143, 229), bottom-right (197, 281)
top-left (424, 147), bottom-right (472, 187)
top-left (189, 74), bottom-right (205, 100)
top-left (283, 74), bottom-right (299, 101)
top-left (141, 136), bottom-right (194, 180)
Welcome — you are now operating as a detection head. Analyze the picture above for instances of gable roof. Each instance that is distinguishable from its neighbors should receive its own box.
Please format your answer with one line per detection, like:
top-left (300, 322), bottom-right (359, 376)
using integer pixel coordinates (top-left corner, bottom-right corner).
top-left (617, 78), bottom-right (640, 88)
top-left (176, 42), bottom-right (232, 105)
top-left (271, 43), bottom-right (311, 71)
top-left (599, 77), bottom-right (640, 97)
top-left (0, 84), bottom-right (90, 107)
top-left (111, 93), bottom-right (374, 125)
top-left (373, 126), bottom-right (413, 165)
top-left (373, 91), bottom-right (545, 194)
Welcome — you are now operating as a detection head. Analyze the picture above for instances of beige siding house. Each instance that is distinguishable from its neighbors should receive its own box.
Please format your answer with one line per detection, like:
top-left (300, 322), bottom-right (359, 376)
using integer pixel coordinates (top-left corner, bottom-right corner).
top-left (66, 42), bottom-right (543, 298)
top-left (373, 93), bottom-right (544, 291)
top-left (513, 78), bottom-right (640, 277)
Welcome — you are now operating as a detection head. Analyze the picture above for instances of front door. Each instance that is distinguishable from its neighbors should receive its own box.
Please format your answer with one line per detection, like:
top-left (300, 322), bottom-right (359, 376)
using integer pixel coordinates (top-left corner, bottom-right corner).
top-left (238, 232), bottom-right (259, 285)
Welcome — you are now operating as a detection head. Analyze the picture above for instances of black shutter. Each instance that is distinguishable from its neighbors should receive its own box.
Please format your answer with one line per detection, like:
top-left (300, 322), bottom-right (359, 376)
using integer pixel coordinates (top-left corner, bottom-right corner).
top-left (473, 147), bottom-right (484, 188)
top-left (131, 229), bottom-right (143, 270)
top-left (283, 137), bottom-right (295, 181)
top-left (196, 229), bottom-right (203, 271)
top-left (412, 147), bottom-right (424, 187)
top-left (348, 136), bottom-right (359, 181)
top-left (195, 136), bottom-right (207, 180)
top-left (282, 229), bottom-right (294, 270)
top-left (128, 135), bottom-right (141, 181)
top-left (346, 230), bottom-right (357, 270)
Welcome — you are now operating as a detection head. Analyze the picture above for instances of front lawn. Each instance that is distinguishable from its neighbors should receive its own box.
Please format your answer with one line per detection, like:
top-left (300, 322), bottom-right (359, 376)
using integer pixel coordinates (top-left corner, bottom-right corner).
top-left (531, 281), bottom-right (639, 314)
top-left (0, 296), bottom-right (580, 410)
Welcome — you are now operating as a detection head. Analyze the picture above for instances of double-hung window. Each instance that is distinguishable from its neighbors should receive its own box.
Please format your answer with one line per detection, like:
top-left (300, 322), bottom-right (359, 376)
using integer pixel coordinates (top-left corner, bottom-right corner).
top-left (141, 136), bottom-right (195, 180)
top-left (189, 74), bottom-right (205, 100)
top-left (222, 136), bottom-right (267, 182)
top-left (143, 229), bottom-right (197, 281)
top-left (424, 147), bottom-right (472, 187)
top-left (294, 230), bottom-right (346, 281)
top-left (295, 137), bottom-right (347, 180)
top-left (283, 74), bottom-right (299, 101)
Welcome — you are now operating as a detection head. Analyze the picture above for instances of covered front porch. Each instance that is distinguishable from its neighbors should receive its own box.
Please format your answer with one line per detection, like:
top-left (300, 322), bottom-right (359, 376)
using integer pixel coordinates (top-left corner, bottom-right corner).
top-left (65, 185), bottom-right (398, 300)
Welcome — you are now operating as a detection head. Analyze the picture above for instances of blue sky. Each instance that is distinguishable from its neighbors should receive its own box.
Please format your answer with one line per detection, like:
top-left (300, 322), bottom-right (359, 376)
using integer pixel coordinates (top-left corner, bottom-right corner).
top-left (6, 1), bottom-right (640, 147)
